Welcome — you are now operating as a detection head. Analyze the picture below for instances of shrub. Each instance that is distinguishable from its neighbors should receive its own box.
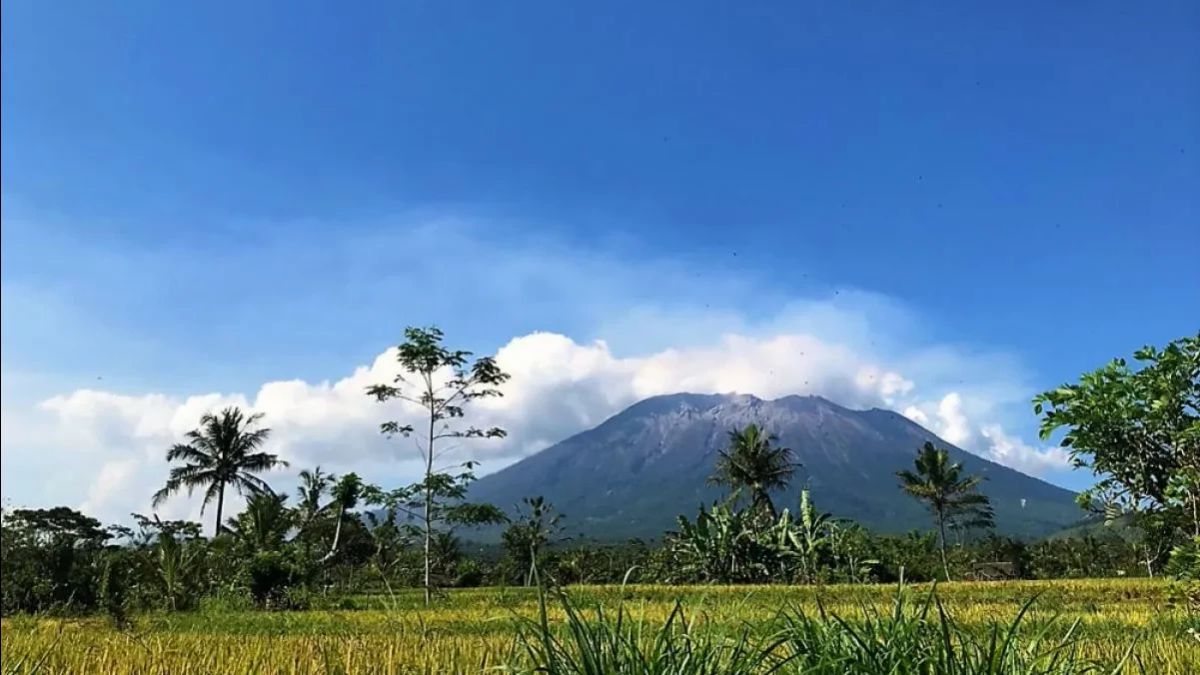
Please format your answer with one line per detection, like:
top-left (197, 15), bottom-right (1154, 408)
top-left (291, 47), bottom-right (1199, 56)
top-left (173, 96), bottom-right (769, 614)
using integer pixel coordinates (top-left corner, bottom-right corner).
top-left (245, 551), bottom-right (301, 608)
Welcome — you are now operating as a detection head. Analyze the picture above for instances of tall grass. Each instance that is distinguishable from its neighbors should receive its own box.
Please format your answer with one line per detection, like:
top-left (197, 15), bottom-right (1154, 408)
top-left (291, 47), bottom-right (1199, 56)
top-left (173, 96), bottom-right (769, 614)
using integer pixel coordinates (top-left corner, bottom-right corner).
top-left (3, 579), bottom-right (1191, 674)
top-left (513, 582), bottom-right (1136, 674)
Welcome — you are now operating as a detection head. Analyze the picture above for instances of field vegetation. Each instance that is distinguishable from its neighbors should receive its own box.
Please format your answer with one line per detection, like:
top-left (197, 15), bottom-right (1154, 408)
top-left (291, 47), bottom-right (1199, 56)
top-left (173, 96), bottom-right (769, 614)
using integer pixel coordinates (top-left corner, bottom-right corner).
top-left (2, 331), bottom-right (1197, 673)
top-left (3, 579), bottom-right (1197, 674)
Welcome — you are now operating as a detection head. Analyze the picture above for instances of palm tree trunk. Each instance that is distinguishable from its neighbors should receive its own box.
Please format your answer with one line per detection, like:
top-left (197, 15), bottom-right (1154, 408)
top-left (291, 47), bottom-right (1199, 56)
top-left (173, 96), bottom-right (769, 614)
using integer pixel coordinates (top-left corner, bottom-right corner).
top-left (937, 511), bottom-right (951, 582)
top-left (320, 504), bottom-right (346, 564)
top-left (214, 481), bottom-right (225, 538)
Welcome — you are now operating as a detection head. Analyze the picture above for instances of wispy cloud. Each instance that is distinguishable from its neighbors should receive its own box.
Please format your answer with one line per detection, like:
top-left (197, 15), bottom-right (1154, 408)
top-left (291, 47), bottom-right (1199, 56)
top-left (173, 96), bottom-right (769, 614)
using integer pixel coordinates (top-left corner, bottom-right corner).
top-left (1, 214), bottom-right (1073, 523)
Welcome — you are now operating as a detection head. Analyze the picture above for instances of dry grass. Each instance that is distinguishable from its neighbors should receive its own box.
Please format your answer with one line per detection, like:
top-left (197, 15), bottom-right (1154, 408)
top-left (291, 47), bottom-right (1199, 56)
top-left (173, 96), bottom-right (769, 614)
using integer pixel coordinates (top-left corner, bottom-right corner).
top-left (2, 579), bottom-right (1196, 674)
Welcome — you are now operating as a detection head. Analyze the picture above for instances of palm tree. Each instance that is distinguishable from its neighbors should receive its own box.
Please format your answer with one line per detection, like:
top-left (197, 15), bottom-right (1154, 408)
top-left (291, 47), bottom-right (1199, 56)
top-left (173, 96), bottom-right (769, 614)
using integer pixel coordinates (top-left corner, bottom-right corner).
top-left (295, 466), bottom-right (334, 532)
top-left (151, 407), bottom-right (287, 537)
top-left (320, 472), bottom-right (363, 563)
top-left (897, 442), bottom-right (993, 581)
top-left (225, 491), bottom-right (294, 552)
top-left (709, 424), bottom-right (798, 519)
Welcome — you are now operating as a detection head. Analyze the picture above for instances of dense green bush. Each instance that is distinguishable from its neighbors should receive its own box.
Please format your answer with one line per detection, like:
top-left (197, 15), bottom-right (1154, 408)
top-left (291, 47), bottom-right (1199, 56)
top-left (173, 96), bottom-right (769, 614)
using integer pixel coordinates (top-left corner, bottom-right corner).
top-left (0, 496), bottom-right (1184, 618)
top-left (1, 507), bottom-right (111, 614)
top-left (245, 551), bottom-right (302, 607)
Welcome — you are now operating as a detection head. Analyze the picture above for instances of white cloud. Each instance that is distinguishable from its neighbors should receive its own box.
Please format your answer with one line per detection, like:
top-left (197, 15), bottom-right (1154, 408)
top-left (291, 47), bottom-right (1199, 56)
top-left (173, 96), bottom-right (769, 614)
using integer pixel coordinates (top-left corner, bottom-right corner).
top-left (902, 405), bottom-right (929, 426)
top-left (979, 425), bottom-right (1072, 476)
top-left (79, 458), bottom-right (144, 517)
top-left (0, 211), bottom-right (1086, 530)
top-left (935, 392), bottom-right (973, 446)
top-left (1, 321), bottom-right (1067, 524)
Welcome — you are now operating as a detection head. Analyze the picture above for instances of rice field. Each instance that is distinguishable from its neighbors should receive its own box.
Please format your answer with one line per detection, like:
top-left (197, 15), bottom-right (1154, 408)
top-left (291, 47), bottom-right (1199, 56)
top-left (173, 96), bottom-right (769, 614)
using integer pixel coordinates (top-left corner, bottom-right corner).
top-left (2, 579), bottom-right (1197, 674)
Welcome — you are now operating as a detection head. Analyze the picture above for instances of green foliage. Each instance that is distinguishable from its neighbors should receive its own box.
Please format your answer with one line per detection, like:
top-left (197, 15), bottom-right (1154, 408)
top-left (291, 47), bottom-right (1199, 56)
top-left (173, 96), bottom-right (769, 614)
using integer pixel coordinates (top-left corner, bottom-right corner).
top-left (225, 491), bottom-right (294, 553)
top-left (8, 330), bottom-right (1199, 645)
top-left (245, 551), bottom-right (303, 607)
top-left (1166, 536), bottom-right (1200, 579)
top-left (315, 472), bottom-right (364, 564)
top-left (1026, 534), bottom-right (1140, 579)
top-left (98, 550), bottom-right (132, 629)
top-left (898, 442), bottom-right (995, 581)
top-left (366, 325), bottom-right (510, 604)
top-left (553, 541), bottom-right (653, 585)
top-left (1034, 333), bottom-right (1199, 541)
top-left (1165, 536), bottom-right (1200, 613)
top-left (663, 490), bottom-right (863, 585)
top-left (785, 489), bottom-right (839, 583)
top-left (709, 424), bottom-right (798, 519)
top-left (826, 522), bottom-right (880, 584)
top-left (0, 507), bottom-right (111, 613)
top-left (152, 527), bottom-right (205, 611)
top-left (775, 591), bottom-right (1131, 674)
top-left (503, 496), bottom-right (566, 586)
top-left (667, 500), bottom-right (773, 583)
top-left (516, 583), bottom-right (1131, 675)
top-left (152, 407), bottom-right (288, 536)
top-left (294, 466), bottom-right (334, 536)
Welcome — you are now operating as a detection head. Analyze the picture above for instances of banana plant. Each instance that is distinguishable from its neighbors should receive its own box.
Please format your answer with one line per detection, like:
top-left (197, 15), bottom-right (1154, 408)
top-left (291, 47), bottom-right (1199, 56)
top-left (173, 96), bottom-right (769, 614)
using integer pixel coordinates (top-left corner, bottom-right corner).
top-left (155, 531), bottom-right (202, 611)
top-left (789, 489), bottom-right (835, 583)
top-left (670, 501), bottom-right (771, 583)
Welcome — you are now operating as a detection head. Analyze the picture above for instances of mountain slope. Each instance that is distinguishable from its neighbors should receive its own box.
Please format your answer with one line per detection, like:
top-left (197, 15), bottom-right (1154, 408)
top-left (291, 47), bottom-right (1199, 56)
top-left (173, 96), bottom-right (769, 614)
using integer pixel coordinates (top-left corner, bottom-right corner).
top-left (469, 393), bottom-right (1082, 540)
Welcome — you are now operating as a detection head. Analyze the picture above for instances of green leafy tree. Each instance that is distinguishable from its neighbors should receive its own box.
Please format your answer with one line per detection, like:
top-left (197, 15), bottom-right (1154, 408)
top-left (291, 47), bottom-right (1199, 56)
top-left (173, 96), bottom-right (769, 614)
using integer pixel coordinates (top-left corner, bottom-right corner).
top-left (151, 407), bottom-right (288, 537)
top-left (502, 496), bottom-right (565, 585)
top-left (0, 507), bottom-right (111, 612)
top-left (130, 513), bottom-right (203, 547)
top-left (709, 425), bottom-right (798, 519)
top-left (366, 326), bottom-right (510, 604)
top-left (1034, 333), bottom-right (1200, 548)
top-left (897, 442), bottom-right (993, 581)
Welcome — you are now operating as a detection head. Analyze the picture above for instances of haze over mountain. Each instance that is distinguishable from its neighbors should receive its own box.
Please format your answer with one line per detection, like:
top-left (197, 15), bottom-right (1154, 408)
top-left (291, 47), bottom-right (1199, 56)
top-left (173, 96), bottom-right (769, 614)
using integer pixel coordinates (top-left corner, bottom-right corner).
top-left (469, 393), bottom-right (1082, 541)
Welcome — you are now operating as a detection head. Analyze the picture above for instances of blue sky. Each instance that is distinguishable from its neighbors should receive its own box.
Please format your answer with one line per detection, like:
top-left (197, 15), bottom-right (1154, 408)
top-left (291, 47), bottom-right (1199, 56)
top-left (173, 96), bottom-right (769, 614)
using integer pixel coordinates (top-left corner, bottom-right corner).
top-left (2, 2), bottom-right (1197, 520)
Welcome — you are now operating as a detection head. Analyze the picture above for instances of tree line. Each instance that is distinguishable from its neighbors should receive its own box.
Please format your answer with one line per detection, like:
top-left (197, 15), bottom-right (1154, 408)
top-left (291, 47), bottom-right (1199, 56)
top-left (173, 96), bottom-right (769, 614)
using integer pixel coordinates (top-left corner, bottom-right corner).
top-left (2, 329), bottom-right (1197, 618)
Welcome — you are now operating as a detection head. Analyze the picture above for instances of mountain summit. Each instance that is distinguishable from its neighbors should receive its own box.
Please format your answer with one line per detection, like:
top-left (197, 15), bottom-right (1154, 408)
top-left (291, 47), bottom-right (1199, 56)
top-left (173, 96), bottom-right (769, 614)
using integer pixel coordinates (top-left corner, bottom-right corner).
top-left (469, 393), bottom-right (1080, 540)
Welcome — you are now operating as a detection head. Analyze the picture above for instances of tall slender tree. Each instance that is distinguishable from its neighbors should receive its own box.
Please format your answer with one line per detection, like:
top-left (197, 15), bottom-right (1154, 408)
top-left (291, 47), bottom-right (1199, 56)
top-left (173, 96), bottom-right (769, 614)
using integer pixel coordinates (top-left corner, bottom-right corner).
top-left (319, 472), bottom-right (363, 564)
top-left (151, 407), bottom-right (287, 537)
top-left (366, 326), bottom-right (509, 604)
top-left (897, 442), bottom-right (993, 581)
top-left (295, 466), bottom-right (334, 535)
top-left (709, 424), bottom-right (798, 519)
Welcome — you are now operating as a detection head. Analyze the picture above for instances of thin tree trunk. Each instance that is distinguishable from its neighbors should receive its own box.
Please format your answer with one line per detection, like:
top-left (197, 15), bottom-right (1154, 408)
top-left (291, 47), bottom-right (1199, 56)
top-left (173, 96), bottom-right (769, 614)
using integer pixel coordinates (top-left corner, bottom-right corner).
top-left (1192, 489), bottom-right (1199, 538)
top-left (214, 481), bottom-right (225, 538)
top-left (320, 504), bottom-right (345, 564)
top-left (424, 487), bottom-right (432, 604)
top-left (424, 390), bottom-right (435, 606)
top-left (527, 544), bottom-right (535, 587)
top-left (937, 511), bottom-right (951, 582)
